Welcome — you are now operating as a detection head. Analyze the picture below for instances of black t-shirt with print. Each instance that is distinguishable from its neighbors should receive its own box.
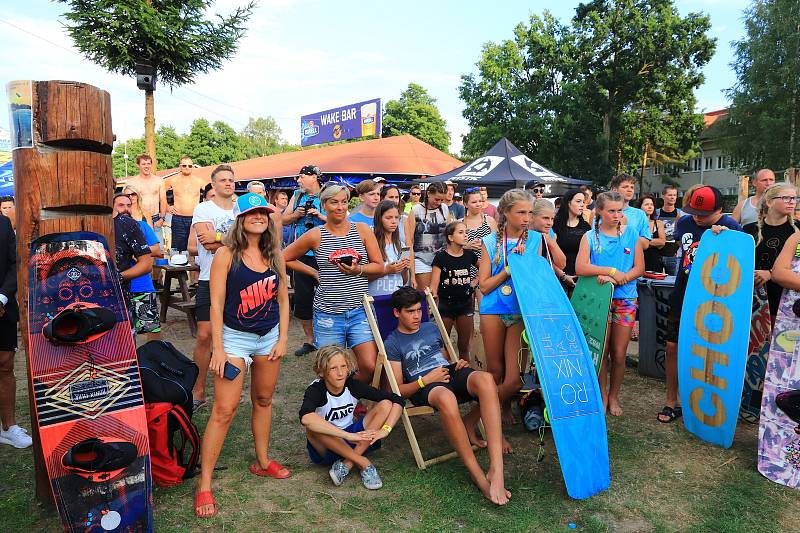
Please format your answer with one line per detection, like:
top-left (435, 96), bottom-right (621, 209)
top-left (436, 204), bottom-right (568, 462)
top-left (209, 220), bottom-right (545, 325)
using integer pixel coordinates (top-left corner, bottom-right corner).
top-left (744, 220), bottom-right (800, 315)
top-left (432, 250), bottom-right (478, 303)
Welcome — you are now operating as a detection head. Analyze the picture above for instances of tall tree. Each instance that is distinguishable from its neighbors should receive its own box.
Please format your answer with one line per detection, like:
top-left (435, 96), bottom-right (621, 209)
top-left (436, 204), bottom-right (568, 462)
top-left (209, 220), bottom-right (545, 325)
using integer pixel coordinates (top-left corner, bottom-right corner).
top-left (459, 2), bottom-right (714, 185)
top-left (383, 83), bottom-right (451, 152)
top-left (721, 0), bottom-right (800, 172)
top-left (57, 0), bottom-right (255, 168)
top-left (240, 116), bottom-right (283, 158)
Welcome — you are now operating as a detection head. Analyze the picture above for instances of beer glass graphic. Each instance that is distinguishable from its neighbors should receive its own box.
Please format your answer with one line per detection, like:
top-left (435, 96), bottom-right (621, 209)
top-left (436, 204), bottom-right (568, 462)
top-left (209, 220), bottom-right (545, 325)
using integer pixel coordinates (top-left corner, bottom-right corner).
top-left (361, 102), bottom-right (377, 137)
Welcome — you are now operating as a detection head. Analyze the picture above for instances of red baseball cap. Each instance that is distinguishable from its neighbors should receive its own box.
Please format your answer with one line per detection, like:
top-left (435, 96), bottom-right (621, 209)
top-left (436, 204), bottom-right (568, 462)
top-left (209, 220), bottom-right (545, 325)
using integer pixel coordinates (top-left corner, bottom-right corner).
top-left (683, 186), bottom-right (723, 216)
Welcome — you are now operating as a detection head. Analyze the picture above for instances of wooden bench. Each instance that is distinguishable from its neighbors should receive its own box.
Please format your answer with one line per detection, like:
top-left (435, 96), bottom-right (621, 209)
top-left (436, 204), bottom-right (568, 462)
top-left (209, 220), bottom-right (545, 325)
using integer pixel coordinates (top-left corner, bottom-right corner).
top-left (171, 299), bottom-right (197, 337)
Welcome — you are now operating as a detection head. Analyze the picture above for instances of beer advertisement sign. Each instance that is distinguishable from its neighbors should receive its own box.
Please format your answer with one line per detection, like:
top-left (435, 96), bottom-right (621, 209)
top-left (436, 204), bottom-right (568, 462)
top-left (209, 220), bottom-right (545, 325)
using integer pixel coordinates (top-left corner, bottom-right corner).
top-left (300, 98), bottom-right (381, 147)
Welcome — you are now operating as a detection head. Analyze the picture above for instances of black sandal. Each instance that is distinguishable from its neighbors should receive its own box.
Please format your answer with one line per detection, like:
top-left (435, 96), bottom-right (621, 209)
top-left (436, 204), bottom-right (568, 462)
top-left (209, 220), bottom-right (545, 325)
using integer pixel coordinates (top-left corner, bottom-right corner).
top-left (657, 406), bottom-right (682, 423)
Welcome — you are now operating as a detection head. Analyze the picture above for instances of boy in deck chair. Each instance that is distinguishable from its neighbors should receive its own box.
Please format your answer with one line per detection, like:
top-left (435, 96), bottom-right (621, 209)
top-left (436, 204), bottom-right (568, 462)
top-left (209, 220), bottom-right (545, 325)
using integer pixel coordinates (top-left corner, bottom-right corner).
top-left (300, 345), bottom-right (404, 489)
top-left (384, 287), bottom-right (510, 505)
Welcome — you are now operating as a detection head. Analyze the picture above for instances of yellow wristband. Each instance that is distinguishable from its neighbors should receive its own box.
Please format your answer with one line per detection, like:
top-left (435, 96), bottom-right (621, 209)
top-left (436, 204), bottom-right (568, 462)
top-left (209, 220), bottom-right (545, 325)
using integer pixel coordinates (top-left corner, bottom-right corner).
top-left (609, 267), bottom-right (617, 276)
top-left (504, 265), bottom-right (511, 276)
top-left (215, 231), bottom-right (222, 243)
top-left (381, 424), bottom-right (393, 433)
top-left (417, 376), bottom-right (425, 389)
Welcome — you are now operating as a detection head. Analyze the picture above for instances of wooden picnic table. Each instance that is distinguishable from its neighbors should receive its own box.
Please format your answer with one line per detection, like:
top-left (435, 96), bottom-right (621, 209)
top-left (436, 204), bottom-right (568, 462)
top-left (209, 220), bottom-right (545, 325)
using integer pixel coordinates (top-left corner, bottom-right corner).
top-left (154, 262), bottom-right (200, 335)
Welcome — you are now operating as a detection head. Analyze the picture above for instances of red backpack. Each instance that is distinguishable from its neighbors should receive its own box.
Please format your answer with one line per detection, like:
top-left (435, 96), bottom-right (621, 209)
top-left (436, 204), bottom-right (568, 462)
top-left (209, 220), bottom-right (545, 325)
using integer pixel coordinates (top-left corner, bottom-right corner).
top-left (145, 402), bottom-right (200, 487)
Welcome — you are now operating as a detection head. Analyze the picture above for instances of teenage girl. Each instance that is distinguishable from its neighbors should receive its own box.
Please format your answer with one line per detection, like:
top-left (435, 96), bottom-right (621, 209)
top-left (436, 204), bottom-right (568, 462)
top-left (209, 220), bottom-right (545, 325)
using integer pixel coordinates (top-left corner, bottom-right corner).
top-left (406, 181), bottom-right (450, 290)
top-left (380, 184), bottom-right (405, 213)
top-left (552, 190), bottom-right (591, 292)
top-left (431, 222), bottom-right (478, 361)
top-left (195, 193), bottom-right (291, 518)
top-left (369, 200), bottom-right (414, 296)
top-left (463, 187), bottom-right (497, 271)
top-left (744, 183), bottom-right (800, 319)
top-left (635, 194), bottom-right (666, 272)
top-left (530, 198), bottom-right (567, 272)
top-left (575, 191), bottom-right (644, 416)
top-left (478, 189), bottom-right (539, 442)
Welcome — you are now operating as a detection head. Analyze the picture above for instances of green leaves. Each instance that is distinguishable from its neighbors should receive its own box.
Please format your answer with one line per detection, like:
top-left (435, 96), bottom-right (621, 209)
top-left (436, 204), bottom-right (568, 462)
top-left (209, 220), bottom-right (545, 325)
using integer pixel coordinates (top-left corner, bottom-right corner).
top-left (721, 0), bottom-right (800, 172)
top-left (459, 2), bottom-right (715, 185)
top-left (57, 0), bottom-right (256, 87)
top-left (383, 83), bottom-right (451, 153)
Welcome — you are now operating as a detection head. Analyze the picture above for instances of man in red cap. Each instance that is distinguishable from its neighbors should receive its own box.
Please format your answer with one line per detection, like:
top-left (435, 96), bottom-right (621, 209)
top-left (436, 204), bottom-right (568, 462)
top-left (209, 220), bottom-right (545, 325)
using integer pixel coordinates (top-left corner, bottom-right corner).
top-left (657, 185), bottom-right (741, 424)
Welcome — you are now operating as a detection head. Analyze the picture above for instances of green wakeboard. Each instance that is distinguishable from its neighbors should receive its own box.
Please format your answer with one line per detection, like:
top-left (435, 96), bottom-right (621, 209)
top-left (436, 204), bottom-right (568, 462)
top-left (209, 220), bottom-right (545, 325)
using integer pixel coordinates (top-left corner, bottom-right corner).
top-left (570, 276), bottom-right (613, 373)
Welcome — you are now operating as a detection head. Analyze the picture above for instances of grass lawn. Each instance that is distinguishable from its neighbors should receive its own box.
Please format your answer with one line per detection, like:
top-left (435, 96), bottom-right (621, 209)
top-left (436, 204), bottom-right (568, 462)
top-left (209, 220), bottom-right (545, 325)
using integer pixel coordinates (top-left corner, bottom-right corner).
top-left (1, 312), bottom-right (797, 532)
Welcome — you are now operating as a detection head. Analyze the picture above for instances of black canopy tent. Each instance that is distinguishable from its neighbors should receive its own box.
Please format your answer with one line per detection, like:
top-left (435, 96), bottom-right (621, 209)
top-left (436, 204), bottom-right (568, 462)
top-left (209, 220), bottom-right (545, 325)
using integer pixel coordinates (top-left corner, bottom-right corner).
top-left (423, 138), bottom-right (591, 197)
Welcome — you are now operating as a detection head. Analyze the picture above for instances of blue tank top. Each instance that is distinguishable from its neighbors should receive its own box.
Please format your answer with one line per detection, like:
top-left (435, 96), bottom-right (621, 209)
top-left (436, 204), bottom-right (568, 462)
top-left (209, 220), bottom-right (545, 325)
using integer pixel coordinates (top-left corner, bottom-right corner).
top-left (479, 231), bottom-right (541, 315)
top-left (587, 226), bottom-right (639, 299)
top-left (223, 260), bottom-right (281, 335)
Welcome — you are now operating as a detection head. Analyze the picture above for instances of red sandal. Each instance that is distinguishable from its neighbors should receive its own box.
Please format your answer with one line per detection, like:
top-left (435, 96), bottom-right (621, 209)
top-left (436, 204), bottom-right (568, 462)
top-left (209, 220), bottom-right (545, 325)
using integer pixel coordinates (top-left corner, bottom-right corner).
top-left (194, 491), bottom-right (218, 518)
top-left (249, 460), bottom-right (292, 479)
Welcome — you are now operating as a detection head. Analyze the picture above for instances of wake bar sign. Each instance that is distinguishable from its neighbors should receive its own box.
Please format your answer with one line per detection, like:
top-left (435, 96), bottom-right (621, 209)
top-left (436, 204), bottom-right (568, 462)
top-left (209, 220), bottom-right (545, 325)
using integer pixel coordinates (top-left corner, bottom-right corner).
top-left (300, 98), bottom-right (381, 147)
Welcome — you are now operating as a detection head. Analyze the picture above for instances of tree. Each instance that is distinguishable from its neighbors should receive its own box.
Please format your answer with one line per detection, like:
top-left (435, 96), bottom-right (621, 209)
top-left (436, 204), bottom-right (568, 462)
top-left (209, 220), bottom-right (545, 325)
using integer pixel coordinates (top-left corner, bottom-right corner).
top-left (240, 116), bottom-right (282, 158)
top-left (721, 0), bottom-right (800, 172)
top-left (383, 83), bottom-right (450, 152)
top-left (58, 0), bottom-right (255, 169)
top-left (458, 2), bottom-right (715, 185)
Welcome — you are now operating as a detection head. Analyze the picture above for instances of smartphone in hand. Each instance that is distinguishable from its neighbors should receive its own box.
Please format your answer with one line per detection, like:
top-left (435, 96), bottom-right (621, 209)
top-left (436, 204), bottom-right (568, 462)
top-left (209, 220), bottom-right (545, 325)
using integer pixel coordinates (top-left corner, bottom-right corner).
top-left (400, 246), bottom-right (411, 261)
top-left (223, 361), bottom-right (241, 380)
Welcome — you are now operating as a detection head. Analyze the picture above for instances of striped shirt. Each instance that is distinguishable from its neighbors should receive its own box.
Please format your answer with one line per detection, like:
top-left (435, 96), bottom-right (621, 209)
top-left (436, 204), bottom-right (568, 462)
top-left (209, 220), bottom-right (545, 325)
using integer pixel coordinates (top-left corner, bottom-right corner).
top-left (466, 215), bottom-right (492, 279)
top-left (314, 223), bottom-right (369, 313)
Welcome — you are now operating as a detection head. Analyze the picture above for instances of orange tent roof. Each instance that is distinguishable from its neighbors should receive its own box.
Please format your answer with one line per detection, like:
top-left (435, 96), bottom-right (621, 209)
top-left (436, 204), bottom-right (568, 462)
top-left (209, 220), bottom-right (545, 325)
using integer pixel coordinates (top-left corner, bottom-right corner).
top-left (152, 134), bottom-right (463, 182)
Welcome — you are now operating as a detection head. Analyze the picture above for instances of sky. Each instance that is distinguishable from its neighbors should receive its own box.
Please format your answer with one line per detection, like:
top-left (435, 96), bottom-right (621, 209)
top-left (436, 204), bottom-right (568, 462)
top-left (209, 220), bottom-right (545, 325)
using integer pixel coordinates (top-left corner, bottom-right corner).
top-left (0, 0), bottom-right (751, 157)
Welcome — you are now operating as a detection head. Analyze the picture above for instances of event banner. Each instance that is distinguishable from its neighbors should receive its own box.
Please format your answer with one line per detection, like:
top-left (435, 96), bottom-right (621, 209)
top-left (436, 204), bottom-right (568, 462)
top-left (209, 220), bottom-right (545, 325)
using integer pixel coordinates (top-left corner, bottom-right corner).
top-left (300, 98), bottom-right (381, 147)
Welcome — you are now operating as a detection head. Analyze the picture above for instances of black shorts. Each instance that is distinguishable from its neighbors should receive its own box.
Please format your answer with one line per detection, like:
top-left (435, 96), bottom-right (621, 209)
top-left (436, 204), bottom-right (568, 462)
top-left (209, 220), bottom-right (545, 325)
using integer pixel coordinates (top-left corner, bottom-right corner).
top-left (0, 314), bottom-right (18, 351)
top-left (171, 214), bottom-right (193, 252)
top-left (410, 365), bottom-right (476, 407)
top-left (293, 255), bottom-right (318, 321)
top-left (665, 307), bottom-right (680, 344)
top-left (195, 280), bottom-right (211, 322)
top-left (437, 298), bottom-right (474, 320)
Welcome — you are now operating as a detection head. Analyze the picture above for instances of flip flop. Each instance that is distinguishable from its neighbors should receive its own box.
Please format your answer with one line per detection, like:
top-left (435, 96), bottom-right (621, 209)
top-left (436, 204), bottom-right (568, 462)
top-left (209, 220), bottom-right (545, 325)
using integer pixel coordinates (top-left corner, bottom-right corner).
top-left (657, 406), bottom-right (682, 424)
top-left (194, 490), bottom-right (217, 518)
top-left (249, 460), bottom-right (291, 479)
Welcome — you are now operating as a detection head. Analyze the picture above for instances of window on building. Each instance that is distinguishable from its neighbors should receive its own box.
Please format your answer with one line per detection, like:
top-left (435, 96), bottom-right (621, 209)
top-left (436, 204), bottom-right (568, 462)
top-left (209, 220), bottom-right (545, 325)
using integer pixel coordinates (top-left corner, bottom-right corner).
top-left (717, 156), bottom-right (724, 169)
top-left (693, 158), bottom-right (701, 171)
top-left (705, 157), bottom-right (713, 170)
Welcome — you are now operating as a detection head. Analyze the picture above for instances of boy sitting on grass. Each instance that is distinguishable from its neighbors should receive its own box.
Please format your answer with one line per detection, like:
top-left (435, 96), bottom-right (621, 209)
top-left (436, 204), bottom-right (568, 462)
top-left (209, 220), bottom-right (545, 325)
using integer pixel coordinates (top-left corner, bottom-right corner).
top-left (300, 345), bottom-right (403, 489)
top-left (383, 287), bottom-right (510, 505)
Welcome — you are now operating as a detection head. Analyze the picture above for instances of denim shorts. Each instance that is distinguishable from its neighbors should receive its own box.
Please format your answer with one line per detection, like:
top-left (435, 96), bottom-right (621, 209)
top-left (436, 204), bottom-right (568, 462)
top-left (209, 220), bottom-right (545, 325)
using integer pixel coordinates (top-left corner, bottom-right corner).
top-left (223, 323), bottom-right (280, 367)
top-left (313, 307), bottom-right (374, 349)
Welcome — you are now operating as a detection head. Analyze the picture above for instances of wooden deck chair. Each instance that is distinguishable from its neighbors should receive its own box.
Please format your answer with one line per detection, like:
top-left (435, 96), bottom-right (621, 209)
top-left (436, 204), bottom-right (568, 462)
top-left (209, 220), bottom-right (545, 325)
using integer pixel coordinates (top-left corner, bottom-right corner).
top-left (363, 288), bottom-right (484, 469)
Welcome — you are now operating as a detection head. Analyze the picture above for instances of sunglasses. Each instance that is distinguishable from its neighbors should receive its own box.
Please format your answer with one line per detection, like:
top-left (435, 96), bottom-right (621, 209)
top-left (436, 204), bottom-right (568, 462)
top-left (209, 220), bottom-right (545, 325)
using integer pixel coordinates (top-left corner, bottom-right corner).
top-left (532, 187), bottom-right (545, 193)
top-left (180, 164), bottom-right (193, 168)
top-left (409, 191), bottom-right (421, 196)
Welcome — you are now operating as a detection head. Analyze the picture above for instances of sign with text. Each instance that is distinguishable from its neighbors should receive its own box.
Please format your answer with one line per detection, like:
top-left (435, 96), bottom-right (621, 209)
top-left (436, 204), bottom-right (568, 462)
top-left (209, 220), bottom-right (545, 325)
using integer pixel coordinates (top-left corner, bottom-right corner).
top-left (300, 98), bottom-right (381, 147)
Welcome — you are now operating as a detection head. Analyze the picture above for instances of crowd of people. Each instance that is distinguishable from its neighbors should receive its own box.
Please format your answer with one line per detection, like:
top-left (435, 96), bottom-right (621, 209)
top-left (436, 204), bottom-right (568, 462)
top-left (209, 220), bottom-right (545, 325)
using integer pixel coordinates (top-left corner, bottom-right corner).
top-left (0, 156), bottom-right (796, 515)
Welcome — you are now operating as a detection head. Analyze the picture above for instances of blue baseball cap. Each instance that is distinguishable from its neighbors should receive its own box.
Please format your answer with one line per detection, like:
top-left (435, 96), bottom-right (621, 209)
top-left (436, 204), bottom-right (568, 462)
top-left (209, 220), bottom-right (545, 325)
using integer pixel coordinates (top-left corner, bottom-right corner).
top-left (233, 193), bottom-right (275, 218)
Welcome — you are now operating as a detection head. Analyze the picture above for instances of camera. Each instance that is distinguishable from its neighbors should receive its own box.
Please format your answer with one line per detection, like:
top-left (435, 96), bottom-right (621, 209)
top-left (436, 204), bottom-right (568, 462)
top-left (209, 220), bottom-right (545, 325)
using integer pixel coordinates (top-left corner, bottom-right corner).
top-left (303, 199), bottom-right (316, 229)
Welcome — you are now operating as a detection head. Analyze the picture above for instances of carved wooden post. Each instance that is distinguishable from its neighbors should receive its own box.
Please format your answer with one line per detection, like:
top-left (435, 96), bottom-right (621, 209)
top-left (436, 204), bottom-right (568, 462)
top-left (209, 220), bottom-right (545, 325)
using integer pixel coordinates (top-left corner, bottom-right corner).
top-left (10, 80), bottom-right (114, 505)
top-left (738, 175), bottom-right (750, 203)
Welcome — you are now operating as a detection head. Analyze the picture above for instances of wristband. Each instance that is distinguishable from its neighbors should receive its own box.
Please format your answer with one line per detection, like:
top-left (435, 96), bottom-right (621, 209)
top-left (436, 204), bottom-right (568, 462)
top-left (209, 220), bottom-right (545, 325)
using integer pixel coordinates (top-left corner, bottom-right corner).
top-left (381, 424), bottom-right (393, 433)
top-left (608, 267), bottom-right (617, 276)
top-left (504, 265), bottom-right (511, 276)
top-left (417, 376), bottom-right (425, 389)
top-left (215, 231), bottom-right (222, 243)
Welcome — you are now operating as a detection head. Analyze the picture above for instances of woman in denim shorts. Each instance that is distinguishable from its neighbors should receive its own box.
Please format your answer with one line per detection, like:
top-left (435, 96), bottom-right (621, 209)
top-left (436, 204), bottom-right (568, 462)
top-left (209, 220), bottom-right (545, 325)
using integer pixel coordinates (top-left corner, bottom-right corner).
top-left (284, 184), bottom-right (386, 382)
top-left (195, 193), bottom-right (291, 519)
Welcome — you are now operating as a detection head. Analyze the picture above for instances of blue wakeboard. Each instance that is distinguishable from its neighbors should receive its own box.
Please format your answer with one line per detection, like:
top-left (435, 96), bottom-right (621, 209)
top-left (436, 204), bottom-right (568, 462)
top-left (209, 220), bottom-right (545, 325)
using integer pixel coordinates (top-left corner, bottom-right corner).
top-left (678, 230), bottom-right (754, 448)
top-left (509, 253), bottom-right (610, 499)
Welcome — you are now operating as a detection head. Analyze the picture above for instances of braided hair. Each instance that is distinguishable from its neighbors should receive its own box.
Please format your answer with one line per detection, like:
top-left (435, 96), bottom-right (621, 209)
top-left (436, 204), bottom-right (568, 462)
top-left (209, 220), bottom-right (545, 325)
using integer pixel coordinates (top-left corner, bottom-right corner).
top-left (493, 189), bottom-right (533, 265)
top-left (593, 191), bottom-right (625, 246)
top-left (755, 183), bottom-right (799, 246)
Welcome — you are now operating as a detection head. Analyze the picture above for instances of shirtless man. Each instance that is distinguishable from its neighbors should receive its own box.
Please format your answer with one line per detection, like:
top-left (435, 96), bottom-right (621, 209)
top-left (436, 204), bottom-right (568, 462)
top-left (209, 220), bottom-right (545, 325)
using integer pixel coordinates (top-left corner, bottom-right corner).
top-left (126, 154), bottom-right (166, 231)
top-left (163, 156), bottom-right (209, 252)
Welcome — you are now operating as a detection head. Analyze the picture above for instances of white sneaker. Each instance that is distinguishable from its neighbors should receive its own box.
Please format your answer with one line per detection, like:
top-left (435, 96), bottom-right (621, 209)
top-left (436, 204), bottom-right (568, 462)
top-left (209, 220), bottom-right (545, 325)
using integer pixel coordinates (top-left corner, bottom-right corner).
top-left (0, 425), bottom-right (33, 449)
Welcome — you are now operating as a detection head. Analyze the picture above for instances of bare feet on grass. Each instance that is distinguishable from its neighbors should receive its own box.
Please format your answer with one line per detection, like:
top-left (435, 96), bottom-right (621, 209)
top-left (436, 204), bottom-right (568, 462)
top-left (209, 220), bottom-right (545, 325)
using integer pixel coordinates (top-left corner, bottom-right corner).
top-left (485, 469), bottom-right (511, 505)
top-left (502, 436), bottom-right (514, 454)
top-left (465, 423), bottom-right (487, 448)
top-left (608, 400), bottom-right (623, 417)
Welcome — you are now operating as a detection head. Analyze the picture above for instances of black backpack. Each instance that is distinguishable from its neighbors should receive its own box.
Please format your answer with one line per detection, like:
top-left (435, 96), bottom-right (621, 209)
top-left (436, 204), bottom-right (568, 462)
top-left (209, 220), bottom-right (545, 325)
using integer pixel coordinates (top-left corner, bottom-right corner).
top-left (137, 340), bottom-right (198, 418)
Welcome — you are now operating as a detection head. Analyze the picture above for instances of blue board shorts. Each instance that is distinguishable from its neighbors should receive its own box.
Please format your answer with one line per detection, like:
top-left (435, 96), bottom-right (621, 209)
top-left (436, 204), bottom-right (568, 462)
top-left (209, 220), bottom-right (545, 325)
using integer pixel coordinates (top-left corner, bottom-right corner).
top-left (306, 418), bottom-right (381, 465)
